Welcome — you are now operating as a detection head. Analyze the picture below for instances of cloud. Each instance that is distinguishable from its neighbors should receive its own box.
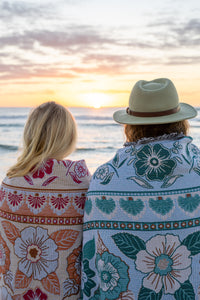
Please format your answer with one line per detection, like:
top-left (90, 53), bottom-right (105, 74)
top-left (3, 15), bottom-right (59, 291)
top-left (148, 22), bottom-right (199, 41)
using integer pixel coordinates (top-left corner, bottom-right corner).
top-left (0, 27), bottom-right (118, 51)
top-left (147, 18), bottom-right (200, 49)
top-left (166, 55), bottom-right (200, 65)
top-left (0, 62), bottom-right (77, 80)
top-left (0, 1), bottom-right (44, 20)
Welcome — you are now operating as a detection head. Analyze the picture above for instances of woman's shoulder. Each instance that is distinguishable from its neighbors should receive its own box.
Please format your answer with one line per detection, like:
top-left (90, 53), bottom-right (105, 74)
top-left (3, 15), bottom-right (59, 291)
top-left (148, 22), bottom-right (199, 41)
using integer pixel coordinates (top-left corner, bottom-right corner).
top-left (1, 158), bottom-right (91, 190)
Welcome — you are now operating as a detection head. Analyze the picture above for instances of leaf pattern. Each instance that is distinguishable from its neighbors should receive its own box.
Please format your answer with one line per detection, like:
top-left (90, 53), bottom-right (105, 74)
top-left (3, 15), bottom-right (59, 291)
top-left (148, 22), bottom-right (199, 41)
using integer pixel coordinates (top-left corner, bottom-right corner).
top-left (83, 238), bottom-right (95, 260)
top-left (69, 171), bottom-right (82, 183)
top-left (15, 269), bottom-right (32, 289)
top-left (182, 231), bottom-right (200, 255)
top-left (41, 272), bottom-right (60, 295)
top-left (127, 176), bottom-right (153, 189)
top-left (63, 278), bottom-right (79, 298)
top-left (118, 158), bottom-right (128, 168)
top-left (42, 176), bottom-right (58, 186)
top-left (4, 270), bottom-right (14, 293)
top-left (112, 233), bottom-right (146, 260)
top-left (2, 221), bottom-right (20, 244)
top-left (193, 167), bottom-right (200, 176)
top-left (117, 290), bottom-right (135, 300)
top-left (24, 175), bottom-right (34, 185)
top-left (161, 175), bottom-right (183, 188)
top-left (112, 153), bottom-right (119, 167)
top-left (138, 286), bottom-right (163, 300)
top-left (174, 280), bottom-right (195, 300)
top-left (50, 229), bottom-right (79, 250)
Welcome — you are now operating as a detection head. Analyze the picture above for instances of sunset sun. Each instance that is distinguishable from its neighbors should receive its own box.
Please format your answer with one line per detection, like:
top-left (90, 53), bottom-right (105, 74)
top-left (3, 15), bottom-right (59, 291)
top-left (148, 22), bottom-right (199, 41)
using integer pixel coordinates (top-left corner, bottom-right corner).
top-left (82, 93), bottom-right (111, 108)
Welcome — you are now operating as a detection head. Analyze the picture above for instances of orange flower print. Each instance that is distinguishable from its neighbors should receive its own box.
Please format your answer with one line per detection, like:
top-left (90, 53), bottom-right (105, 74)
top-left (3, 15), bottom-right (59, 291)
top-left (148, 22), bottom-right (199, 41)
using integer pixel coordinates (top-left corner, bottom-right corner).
top-left (67, 245), bottom-right (81, 285)
top-left (0, 234), bottom-right (10, 275)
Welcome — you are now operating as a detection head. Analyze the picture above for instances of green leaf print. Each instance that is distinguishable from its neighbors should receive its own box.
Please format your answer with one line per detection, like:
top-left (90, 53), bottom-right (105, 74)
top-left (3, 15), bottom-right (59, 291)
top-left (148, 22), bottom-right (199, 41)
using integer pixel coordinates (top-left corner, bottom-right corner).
top-left (112, 233), bottom-right (145, 260)
top-left (112, 153), bottom-right (119, 167)
top-left (83, 238), bottom-right (95, 260)
top-left (118, 157), bottom-right (127, 168)
top-left (174, 280), bottom-right (195, 300)
top-left (182, 231), bottom-right (200, 255)
top-left (138, 286), bottom-right (163, 300)
top-left (193, 167), bottom-right (200, 176)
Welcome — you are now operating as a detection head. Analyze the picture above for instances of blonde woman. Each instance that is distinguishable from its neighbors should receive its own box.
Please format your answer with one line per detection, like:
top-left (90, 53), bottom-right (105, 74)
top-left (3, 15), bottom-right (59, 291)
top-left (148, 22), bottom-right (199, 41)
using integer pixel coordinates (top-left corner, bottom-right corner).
top-left (0, 102), bottom-right (91, 299)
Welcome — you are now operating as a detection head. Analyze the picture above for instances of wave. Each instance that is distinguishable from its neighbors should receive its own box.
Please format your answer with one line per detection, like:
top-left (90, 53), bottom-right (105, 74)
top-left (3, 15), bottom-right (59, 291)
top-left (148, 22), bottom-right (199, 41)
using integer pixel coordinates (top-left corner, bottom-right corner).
top-left (76, 146), bottom-right (115, 152)
top-left (0, 115), bottom-right (27, 119)
top-left (0, 144), bottom-right (18, 151)
top-left (0, 123), bottom-right (24, 127)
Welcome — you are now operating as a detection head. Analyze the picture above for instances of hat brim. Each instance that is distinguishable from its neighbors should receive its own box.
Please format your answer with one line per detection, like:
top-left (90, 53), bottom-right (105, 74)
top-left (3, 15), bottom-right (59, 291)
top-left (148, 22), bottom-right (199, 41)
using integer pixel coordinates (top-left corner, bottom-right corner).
top-left (113, 103), bottom-right (197, 125)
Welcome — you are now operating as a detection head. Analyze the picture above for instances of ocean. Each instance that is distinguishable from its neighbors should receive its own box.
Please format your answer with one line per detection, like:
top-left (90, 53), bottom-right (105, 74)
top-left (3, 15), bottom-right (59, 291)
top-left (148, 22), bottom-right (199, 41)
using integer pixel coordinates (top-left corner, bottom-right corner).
top-left (0, 107), bottom-right (200, 181)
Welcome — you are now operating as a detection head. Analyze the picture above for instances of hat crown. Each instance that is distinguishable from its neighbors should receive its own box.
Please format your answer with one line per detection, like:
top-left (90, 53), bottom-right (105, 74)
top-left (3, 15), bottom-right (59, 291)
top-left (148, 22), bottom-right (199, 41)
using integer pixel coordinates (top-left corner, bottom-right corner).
top-left (129, 78), bottom-right (179, 113)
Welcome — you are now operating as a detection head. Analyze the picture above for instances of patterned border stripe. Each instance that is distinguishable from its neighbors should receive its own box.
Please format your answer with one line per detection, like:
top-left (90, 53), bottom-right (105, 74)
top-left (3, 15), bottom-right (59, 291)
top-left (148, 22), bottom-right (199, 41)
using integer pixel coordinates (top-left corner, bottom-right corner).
top-left (0, 210), bottom-right (83, 225)
top-left (87, 186), bottom-right (200, 197)
top-left (2, 182), bottom-right (88, 193)
top-left (83, 218), bottom-right (200, 232)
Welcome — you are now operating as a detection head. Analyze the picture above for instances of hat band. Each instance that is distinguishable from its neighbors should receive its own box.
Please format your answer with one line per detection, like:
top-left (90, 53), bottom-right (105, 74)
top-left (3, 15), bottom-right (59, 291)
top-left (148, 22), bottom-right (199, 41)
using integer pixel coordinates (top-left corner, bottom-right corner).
top-left (126, 105), bottom-right (180, 117)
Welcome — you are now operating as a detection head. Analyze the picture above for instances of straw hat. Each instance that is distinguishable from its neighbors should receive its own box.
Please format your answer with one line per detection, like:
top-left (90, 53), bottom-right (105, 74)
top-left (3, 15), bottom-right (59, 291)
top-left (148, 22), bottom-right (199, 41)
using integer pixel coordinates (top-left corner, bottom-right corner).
top-left (113, 78), bottom-right (197, 125)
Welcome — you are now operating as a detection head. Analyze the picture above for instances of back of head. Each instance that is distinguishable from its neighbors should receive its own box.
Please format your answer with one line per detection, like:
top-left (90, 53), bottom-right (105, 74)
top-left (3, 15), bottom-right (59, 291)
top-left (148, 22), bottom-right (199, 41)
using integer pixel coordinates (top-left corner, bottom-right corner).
top-left (7, 102), bottom-right (77, 178)
top-left (113, 78), bottom-right (197, 142)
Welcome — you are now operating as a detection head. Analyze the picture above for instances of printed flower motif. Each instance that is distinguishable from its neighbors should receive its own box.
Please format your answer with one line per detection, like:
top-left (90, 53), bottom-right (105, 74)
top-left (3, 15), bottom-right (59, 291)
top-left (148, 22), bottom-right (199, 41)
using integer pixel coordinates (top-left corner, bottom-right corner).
top-left (0, 286), bottom-right (12, 300)
top-left (50, 194), bottom-right (70, 211)
top-left (95, 166), bottom-right (109, 180)
top-left (32, 159), bottom-right (54, 179)
top-left (0, 234), bottom-right (10, 275)
top-left (96, 252), bottom-right (129, 300)
top-left (134, 144), bottom-right (176, 181)
top-left (135, 234), bottom-right (191, 294)
top-left (67, 245), bottom-right (82, 285)
top-left (74, 193), bottom-right (86, 210)
top-left (172, 141), bottom-right (183, 154)
top-left (82, 259), bottom-right (96, 297)
top-left (74, 161), bottom-right (87, 178)
top-left (14, 227), bottom-right (58, 280)
top-left (27, 194), bottom-right (46, 213)
top-left (7, 191), bottom-right (23, 210)
top-left (23, 288), bottom-right (47, 300)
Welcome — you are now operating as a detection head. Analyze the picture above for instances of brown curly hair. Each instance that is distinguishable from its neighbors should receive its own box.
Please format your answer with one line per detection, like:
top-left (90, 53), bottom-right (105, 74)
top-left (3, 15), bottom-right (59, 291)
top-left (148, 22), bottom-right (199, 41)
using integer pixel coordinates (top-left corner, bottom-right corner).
top-left (124, 120), bottom-right (189, 143)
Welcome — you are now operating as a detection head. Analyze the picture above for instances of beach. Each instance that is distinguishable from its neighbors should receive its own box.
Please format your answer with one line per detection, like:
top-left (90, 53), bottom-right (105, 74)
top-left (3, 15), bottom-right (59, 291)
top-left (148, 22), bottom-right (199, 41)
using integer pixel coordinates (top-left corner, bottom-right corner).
top-left (0, 106), bottom-right (200, 181)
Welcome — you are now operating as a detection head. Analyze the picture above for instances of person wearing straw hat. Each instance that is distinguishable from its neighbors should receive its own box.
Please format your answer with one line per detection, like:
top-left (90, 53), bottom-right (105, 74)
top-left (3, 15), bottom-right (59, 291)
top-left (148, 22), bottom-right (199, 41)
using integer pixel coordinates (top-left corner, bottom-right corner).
top-left (81, 78), bottom-right (200, 299)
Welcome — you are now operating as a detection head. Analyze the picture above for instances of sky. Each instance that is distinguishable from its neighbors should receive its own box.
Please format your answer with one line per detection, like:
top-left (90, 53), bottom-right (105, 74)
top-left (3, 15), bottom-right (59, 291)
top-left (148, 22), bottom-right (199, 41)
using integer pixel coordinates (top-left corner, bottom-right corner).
top-left (0, 0), bottom-right (200, 108)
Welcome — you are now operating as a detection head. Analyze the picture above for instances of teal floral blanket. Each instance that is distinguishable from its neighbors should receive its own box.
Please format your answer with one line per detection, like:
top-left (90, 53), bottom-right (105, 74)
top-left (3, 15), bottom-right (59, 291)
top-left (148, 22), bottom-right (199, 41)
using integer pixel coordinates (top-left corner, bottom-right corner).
top-left (81, 136), bottom-right (200, 300)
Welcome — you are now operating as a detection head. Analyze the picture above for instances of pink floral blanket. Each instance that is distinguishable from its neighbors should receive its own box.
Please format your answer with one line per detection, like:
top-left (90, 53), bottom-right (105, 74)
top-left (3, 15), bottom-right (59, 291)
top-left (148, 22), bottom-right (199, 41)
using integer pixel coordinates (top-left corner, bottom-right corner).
top-left (0, 159), bottom-right (91, 299)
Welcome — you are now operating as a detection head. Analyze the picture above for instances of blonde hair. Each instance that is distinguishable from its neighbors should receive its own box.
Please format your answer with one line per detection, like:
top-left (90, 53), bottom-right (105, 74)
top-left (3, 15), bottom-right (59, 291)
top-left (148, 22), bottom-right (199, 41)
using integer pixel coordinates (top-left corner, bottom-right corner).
top-left (7, 102), bottom-right (77, 178)
top-left (124, 120), bottom-right (189, 143)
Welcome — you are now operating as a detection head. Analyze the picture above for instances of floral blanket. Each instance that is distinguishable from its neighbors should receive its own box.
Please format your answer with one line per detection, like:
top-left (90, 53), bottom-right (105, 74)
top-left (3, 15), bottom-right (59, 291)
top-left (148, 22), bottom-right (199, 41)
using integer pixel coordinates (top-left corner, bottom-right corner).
top-left (0, 159), bottom-right (91, 299)
top-left (82, 136), bottom-right (200, 300)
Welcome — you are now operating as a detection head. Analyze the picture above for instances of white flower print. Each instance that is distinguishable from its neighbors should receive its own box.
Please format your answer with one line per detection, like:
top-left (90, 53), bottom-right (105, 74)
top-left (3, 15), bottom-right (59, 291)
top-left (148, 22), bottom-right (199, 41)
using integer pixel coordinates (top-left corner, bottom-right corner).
top-left (95, 166), bottom-right (109, 180)
top-left (14, 227), bottom-right (58, 280)
top-left (135, 234), bottom-right (191, 294)
top-left (74, 161), bottom-right (87, 178)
